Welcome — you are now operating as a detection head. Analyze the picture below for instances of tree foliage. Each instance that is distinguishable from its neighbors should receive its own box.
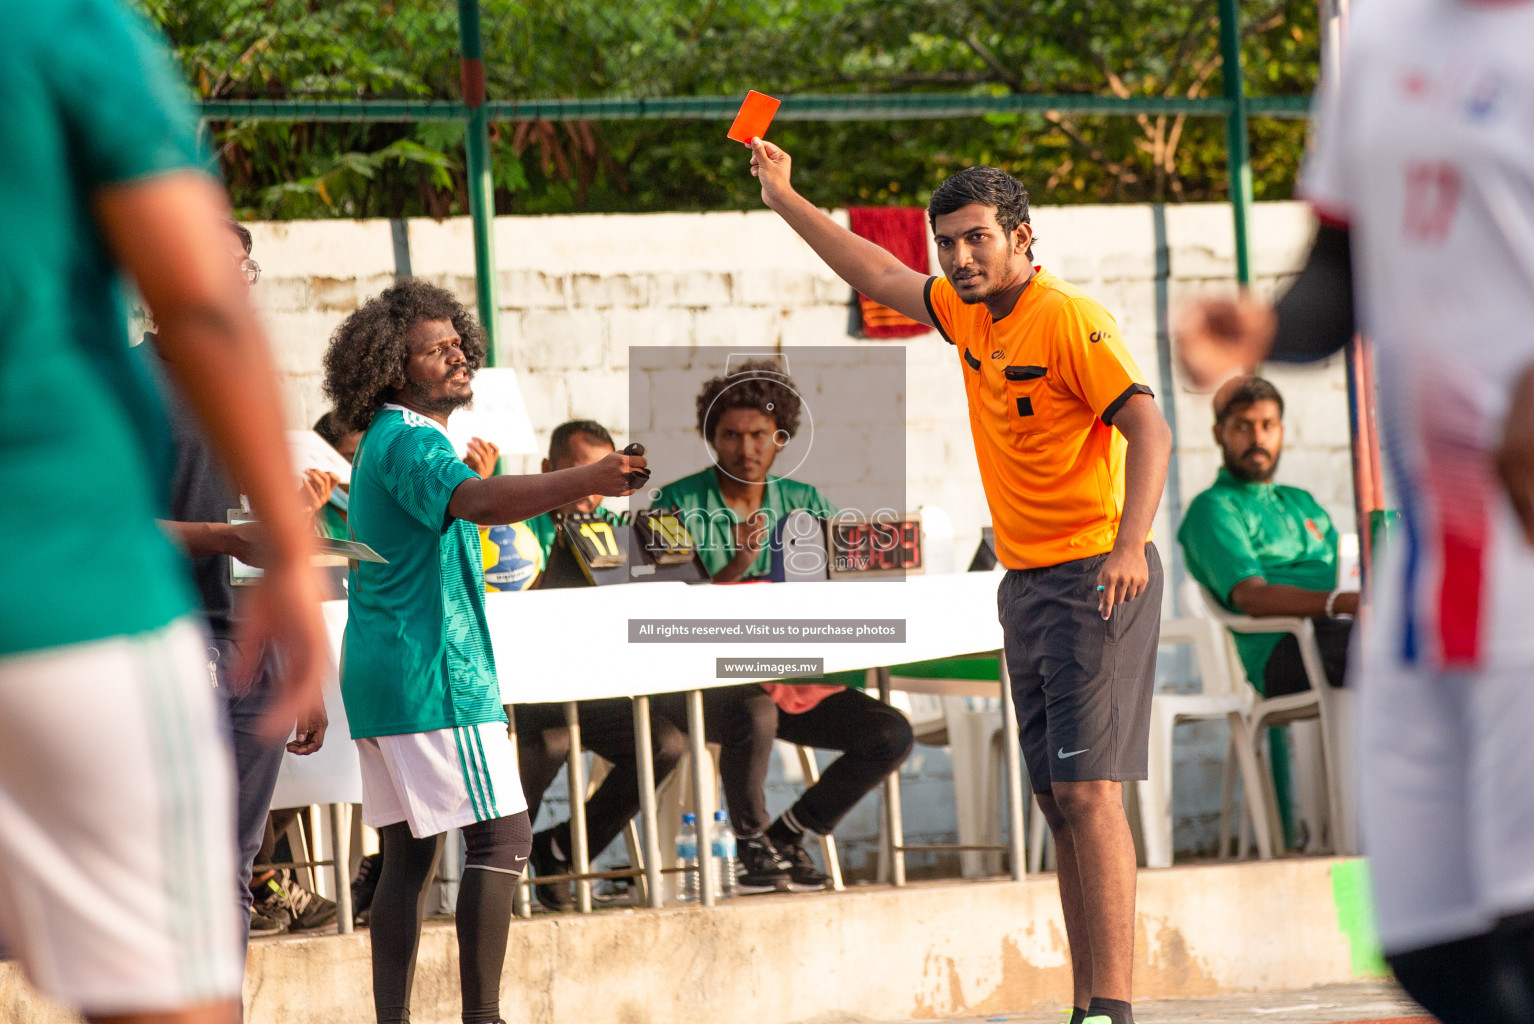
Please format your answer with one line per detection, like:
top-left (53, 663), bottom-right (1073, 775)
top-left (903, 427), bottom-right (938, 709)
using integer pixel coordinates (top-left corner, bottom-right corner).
top-left (143, 0), bottom-right (1319, 219)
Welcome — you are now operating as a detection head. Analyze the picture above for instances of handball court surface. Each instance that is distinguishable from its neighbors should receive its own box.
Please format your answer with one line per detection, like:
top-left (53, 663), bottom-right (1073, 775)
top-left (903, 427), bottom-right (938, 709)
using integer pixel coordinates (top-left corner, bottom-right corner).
top-left (905, 983), bottom-right (1428, 1024)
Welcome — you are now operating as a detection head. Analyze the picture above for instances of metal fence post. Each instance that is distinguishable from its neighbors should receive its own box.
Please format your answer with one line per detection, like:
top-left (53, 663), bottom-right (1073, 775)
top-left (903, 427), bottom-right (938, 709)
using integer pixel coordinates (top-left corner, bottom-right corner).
top-left (328, 802), bottom-right (354, 934)
top-left (633, 696), bottom-right (666, 909)
top-left (457, 0), bottom-right (501, 364)
top-left (1217, 0), bottom-right (1255, 287)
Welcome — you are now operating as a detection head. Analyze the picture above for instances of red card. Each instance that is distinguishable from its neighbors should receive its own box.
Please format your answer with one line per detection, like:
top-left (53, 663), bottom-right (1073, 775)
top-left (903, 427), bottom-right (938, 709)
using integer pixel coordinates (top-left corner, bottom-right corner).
top-left (727, 90), bottom-right (781, 145)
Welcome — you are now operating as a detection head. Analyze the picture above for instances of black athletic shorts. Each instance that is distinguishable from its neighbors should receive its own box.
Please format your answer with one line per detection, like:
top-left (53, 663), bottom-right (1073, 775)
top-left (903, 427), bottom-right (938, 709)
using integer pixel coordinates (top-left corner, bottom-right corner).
top-left (998, 542), bottom-right (1163, 793)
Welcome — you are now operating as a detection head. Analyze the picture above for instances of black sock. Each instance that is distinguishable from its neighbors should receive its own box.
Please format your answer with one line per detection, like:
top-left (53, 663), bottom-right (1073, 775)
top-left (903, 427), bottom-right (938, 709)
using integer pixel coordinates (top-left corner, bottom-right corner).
top-left (457, 866), bottom-right (518, 1024)
top-left (371, 823), bottom-right (442, 1024)
top-left (457, 813), bottom-right (533, 1024)
top-left (1069, 1007), bottom-right (1088, 1024)
top-left (766, 812), bottom-right (806, 849)
top-left (1086, 996), bottom-right (1132, 1024)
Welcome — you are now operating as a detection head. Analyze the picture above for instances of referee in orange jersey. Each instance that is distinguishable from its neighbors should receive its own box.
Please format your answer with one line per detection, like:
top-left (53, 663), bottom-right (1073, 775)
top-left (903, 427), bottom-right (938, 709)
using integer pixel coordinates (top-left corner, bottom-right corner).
top-left (750, 140), bottom-right (1171, 1024)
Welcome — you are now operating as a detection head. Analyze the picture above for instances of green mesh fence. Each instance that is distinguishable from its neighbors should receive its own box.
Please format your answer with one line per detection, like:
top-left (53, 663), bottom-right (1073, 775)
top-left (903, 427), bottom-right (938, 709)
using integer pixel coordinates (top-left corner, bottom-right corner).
top-left (150, 0), bottom-right (1314, 114)
top-left (141, 0), bottom-right (1318, 220)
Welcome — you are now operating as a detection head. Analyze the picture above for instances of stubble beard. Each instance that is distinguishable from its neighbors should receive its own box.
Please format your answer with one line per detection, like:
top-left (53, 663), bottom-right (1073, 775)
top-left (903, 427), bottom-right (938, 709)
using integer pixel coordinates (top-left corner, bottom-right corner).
top-left (1223, 446), bottom-right (1280, 484)
top-left (954, 253), bottom-right (1019, 306)
top-left (405, 374), bottom-right (472, 418)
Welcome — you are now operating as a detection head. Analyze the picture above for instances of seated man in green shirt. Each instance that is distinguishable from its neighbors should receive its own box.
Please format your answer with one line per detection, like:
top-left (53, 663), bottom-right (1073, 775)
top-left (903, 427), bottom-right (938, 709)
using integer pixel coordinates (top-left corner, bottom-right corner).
top-left (1178, 376), bottom-right (1358, 697)
top-left (651, 361), bottom-right (914, 891)
top-left (502, 420), bottom-right (688, 911)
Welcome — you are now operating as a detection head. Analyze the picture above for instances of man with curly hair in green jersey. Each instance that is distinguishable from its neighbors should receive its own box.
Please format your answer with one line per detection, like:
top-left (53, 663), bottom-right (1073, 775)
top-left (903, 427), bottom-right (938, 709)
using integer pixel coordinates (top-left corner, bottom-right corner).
top-left (322, 279), bottom-right (647, 1024)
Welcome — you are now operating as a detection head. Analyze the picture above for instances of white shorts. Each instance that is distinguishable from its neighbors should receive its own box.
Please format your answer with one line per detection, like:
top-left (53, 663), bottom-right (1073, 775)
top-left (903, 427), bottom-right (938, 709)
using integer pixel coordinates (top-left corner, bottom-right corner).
top-left (0, 617), bottom-right (241, 1015)
top-left (1360, 655), bottom-right (1534, 952)
top-left (357, 722), bottom-right (527, 838)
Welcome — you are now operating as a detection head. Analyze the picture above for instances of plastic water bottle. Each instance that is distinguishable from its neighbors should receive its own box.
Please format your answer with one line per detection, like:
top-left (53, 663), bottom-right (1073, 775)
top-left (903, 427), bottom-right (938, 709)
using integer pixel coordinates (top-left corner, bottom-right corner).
top-left (676, 812), bottom-right (700, 903)
top-left (710, 810), bottom-right (739, 900)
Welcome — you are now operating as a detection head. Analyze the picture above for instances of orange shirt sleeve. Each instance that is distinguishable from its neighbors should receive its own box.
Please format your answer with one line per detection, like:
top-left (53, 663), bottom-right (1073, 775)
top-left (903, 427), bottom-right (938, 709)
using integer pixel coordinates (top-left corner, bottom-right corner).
top-left (1051, 298), bottom-right (1153, 424)
top-left (922, 276), bottom-right (963, 346)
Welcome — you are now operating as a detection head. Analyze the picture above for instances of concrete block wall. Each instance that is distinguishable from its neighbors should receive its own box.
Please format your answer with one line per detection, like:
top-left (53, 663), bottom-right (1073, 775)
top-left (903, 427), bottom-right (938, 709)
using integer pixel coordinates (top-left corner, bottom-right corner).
top-left (246, 201), bottom-right (1351, 858)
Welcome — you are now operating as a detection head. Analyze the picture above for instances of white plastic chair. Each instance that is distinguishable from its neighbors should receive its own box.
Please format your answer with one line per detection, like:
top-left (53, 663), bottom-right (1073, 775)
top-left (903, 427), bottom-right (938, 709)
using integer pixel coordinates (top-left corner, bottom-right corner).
top-left (944, 695), bottom-right (1012, 877)
top-left (891, 674), bottom-right (1043, 879)
top-left (1016, 610), bottom-right (1274, 871)
top-left (891, 610), bottom-right (1278, 872)
top-left (1183, 580), bottom-right (1353, 857)
top-left (1135, 614), bottom-right (1275, 867)
top-left (903, 694), bottom-right (1011, 878)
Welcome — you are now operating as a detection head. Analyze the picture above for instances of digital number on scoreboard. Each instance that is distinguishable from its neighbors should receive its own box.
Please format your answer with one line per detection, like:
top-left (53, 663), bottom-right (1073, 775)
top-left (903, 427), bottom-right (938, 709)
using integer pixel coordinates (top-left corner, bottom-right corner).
top-left (826, 514), bottom-right (924, 579)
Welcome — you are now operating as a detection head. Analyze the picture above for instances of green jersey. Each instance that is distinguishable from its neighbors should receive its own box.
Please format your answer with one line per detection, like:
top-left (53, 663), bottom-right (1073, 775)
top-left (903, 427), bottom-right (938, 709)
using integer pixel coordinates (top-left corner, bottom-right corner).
top-left (1178, 467), bottom-right (1339, 694)
top-left (650, 467), bottom-right (837, 579)
top-left (341, 407), bottom-right (505, 738)
top-left (0, 0), bottom-right (204, 655)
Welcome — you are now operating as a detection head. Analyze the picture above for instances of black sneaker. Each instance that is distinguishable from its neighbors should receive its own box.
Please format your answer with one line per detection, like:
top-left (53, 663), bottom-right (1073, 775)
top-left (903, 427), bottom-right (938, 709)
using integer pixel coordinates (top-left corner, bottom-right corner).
top-left (530, 829), bottom-right (575, 912)
top-left (249, 902), bottom-right (286, 938)
top-left (736, 834), bottom-right (791, 893)
top-left (351, 852), bottom-right (380, 926)
top-left (777, 839), bottom-right (831, 891)
top-left (255, 870), bottom-right (337, 932)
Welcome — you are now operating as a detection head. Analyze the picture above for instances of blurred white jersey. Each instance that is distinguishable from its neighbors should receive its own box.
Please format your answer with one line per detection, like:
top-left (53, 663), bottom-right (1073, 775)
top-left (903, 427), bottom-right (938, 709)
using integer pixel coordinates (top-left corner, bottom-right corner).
top-left (1302, 0), bottom-right (1534, 952)
top-left (1303, 0), bottom-right (1534, 672)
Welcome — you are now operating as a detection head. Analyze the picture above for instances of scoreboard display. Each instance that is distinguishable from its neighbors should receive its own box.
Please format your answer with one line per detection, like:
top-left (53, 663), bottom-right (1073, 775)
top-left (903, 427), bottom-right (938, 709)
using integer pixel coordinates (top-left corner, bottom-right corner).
top-left (772, 511), bottom-right (925, 581)
top-left (633, 508), bottom-right (699, 565)
top-left (539, 506), bottom-right (926, 586)
top-left (540, 508), bottom-right (708, 588)
top-left (827, 516), bottom-right (924, 578)
top-left (564, 513), bottom-right (627, 569)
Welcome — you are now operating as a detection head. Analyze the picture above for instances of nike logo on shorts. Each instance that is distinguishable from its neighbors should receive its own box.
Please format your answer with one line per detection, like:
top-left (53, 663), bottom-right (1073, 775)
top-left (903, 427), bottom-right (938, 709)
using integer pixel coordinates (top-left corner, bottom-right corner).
top-left (1057, 747), bottom-right (1089, 759)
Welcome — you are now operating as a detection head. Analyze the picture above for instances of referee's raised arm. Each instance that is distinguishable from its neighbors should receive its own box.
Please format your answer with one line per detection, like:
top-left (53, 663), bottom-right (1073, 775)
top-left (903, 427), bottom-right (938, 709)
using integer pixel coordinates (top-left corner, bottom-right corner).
top-left (750, 138), bottom-right (934, 329)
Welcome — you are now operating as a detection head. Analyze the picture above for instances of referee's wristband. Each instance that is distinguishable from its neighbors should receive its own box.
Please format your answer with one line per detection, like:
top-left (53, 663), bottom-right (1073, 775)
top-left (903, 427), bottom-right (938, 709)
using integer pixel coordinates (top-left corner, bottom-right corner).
top-left (1323, 589), bottom-right (1341, 619)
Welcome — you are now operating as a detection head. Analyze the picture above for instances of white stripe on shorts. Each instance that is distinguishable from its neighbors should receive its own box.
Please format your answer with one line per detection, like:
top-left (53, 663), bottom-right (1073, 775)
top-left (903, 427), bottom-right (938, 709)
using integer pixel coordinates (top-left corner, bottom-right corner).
top-left (357, 721), bottom-right (527, 838)
top-left (0, 616), bottom-right (241, 1014)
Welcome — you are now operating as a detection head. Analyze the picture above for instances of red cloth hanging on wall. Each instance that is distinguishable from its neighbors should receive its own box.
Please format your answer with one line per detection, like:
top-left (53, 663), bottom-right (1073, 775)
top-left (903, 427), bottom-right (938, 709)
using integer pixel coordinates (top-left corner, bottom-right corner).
top-left (847, 206), bottom-right (932, 339)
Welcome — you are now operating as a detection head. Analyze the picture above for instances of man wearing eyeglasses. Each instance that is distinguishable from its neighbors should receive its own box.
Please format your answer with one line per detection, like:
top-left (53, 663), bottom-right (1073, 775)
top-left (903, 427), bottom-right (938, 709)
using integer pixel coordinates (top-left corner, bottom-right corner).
top-left (238, 257), bottom-right (261, 285)
top-left (148, 219), bottom-right (336, 947)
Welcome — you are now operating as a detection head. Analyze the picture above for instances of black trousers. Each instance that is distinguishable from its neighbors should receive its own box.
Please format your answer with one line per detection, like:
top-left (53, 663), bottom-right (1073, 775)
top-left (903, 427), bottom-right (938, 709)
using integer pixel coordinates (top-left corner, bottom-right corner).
top-left (772, 688), bottom-right (914, 835)
top-left (654, 685), bottom-right (912, 836)
top-left (511, 699), bottom-right (686, 859)
top-left (650, 684), bottom-right (780, 836)
top-left (1262, 617), bottom-right (1353, 698)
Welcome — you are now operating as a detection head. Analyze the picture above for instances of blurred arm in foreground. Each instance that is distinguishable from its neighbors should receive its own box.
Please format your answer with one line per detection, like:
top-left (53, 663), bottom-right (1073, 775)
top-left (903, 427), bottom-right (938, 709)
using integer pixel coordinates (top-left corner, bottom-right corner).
top-left (97, 174), bottom-right (327, 739)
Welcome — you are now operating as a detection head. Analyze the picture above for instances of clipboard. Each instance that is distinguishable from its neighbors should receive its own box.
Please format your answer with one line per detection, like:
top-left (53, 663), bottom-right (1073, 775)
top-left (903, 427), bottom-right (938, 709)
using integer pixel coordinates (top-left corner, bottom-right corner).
top-left (228, 510), bottom-right (387, 585)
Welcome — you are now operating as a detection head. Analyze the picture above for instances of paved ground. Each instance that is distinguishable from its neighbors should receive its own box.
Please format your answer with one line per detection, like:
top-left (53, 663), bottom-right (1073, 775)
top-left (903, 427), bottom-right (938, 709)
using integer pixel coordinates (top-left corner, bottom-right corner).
top-left (907, 982), bottom-right (1428, 1024)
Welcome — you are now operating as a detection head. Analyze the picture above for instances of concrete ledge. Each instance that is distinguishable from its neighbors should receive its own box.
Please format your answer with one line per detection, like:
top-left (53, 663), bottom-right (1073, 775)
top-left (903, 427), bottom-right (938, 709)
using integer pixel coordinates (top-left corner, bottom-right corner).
top-left (1, 857), bottom-right (1382, 1024)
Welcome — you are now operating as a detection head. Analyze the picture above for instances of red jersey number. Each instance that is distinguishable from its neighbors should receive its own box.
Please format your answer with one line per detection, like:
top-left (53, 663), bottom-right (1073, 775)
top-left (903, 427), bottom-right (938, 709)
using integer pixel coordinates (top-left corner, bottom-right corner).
top-left (1404, 161), bottom-right (1461, 243)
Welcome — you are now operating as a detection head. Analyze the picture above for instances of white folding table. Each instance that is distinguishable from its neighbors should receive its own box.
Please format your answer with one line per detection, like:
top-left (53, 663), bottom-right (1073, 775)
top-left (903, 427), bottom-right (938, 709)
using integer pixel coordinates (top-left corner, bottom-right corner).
top-left (306, 570), bottom-right (1018, 913)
